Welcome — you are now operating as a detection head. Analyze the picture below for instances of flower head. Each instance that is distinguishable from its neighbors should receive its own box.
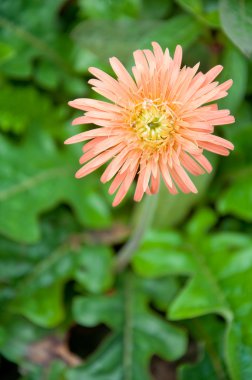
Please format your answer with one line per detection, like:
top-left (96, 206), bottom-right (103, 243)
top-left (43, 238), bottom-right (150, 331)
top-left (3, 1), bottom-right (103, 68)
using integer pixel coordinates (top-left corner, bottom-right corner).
top-left (65, 42), bottom-right (234, 206)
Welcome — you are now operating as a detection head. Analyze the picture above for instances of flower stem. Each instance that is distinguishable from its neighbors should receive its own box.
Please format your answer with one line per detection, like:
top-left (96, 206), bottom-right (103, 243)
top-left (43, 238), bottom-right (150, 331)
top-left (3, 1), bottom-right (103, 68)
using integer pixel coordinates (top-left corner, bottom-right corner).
top-left (114, 194), bottom-right (158, 273)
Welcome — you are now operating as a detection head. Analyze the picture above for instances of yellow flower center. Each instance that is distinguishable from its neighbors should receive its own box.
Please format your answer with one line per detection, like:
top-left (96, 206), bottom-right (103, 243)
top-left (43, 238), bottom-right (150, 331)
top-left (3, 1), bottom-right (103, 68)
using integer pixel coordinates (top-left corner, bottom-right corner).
top-left (131, 99), bottom-right (177, 145)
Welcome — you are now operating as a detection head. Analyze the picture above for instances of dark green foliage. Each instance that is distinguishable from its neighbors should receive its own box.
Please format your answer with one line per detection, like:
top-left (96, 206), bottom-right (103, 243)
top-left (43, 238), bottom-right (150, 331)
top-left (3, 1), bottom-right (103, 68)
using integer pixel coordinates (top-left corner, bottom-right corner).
top-left (69, 274), bottom-right (186, 379)
top-left (0, 1), bottom-right (251, 379)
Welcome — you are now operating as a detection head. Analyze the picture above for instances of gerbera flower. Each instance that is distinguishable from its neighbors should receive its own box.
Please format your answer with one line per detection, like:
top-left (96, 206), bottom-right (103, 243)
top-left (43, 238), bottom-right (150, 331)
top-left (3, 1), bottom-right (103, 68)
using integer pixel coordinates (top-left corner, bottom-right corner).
top-left (65, 42), bottom-right (234, 206)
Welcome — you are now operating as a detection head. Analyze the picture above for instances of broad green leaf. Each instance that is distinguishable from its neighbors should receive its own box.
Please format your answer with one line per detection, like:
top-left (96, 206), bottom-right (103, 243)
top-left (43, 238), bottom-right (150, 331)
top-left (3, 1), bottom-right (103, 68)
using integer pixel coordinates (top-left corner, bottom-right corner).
top-left (177, 0), bottom-right (202, 13)
top-left (0, 209), bottom-right (79, 282)
top-left (0, 130), bottom-right (111, 243)
top-left (46, 361), bottom-right (68, 380)
top-left (218, 176), bottom-right (252, 221)
top-left (0, 42), bottom-right (35, 78)
top-left (0, 231), bottom-right (77, 327)
top-left (132, 208), bottom-right (252, 379)
top-left (218, 106), bottom-right (252, 175)
top-left (176, 0), bottom-right (220, 27)
top-left (34, 60), bottom-right (61, 90)
top-left (138, 14), bottom-right (201, 52)
top-left (220, 0), bottom-right (252, 59)
top-left (0, 0), bottom-right (65, 31)
top-left (19, 362), bottom-right (67, 380)
top-left (16, 284), bottom-right (65, 328)
top-left (62, 74), bottom-right (89, 97)
top-left (140, 277), bottom-right (180, 311)
top-left (71, 19), bottom-right (161, 63)
top-left (72, 46), bottom-right (104, 75)
top-left (74, 246), bottom-right (114, 293)
top-left (168, 232), bottom-right (252, 380)
top-left (179, 316), bottom-right (228, 380)
top-left (72, 15), bottom-right (201, 64)
top-left (0, 41), bottom-right (14, 62)
top-left (12, 245), bottom-right (78, 327)
top-left (0, 235), bottom-right (112, 327)
top-left (185, 208), bottom-right (217, 239)
top-left (0, 316), bottom-right (70, 379)
top-left (184, 41), bottom-right (212, 72)
top-left (68, 334), bottom-right (123, 380)
top-left (235, 102), bottom-right (252, 127)
top-left (7, 238), bottom-right (112, 327)
top-left (133, 230), bottom-right (196, 277)
top-left (219, 44), bottom-right (248, 113)
top-left (168, 230), bottom-right (252, 315)
top-left (180, 353), bottom-right (225, 380)
top-left (141, 0), bottom-right (173, 19)
top-left (0, 84), bottom-right (66, 134)
top-left (0, 1), bottom-right (74, 83)
top-left (0, 209), bottom-right (113, 328)
top-left (78, 0), bottom-right (141, 19)
top-left (68, 274), bottom-right (187, 380)
top-left (177, 240), bottom-right (252, 380)
top-left (0, 317), bottom-right (46, 365)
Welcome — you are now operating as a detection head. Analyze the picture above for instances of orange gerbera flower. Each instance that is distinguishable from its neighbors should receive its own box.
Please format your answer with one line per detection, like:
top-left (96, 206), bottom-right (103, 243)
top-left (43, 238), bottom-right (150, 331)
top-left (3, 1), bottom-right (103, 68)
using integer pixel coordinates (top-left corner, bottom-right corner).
top-left (65, 42), bottom-right (234, 206)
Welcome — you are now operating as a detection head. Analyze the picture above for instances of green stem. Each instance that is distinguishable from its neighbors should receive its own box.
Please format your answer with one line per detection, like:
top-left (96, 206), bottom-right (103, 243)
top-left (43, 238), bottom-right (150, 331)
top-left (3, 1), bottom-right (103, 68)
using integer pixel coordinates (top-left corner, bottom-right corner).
top-left (114, 194), bottom-right (158, 273)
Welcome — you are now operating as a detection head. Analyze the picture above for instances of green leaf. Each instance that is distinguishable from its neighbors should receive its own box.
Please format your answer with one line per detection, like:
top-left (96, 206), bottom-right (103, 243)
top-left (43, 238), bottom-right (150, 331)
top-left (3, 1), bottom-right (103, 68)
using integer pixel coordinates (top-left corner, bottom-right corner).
top-left (0, 43), bottom-right (35, 78)
top-left (0, 41), bottom-right (14, 62)
top-left (68, 274), bottom-right (187, 380)
top-left (132, 207), bottom-right (252, 379)
top-left (16, 284), bottom-right (65, 328)
top-left (219, 107), bottom-right (252, 175)
top-left (72, 47), bottom-right (101, 74)
top-left (0, 316), bottom-right (70, 379)
top-left (0, 208), bottom-right (114, 328)
top-left (176, 0), bottom-right (220, 28)
top-left (168, 231), bottom-right (252, 379)
top-left (169, 235), bottom-right (252, 380)
top-left (72, 19), bottom-right (161, 63)
top-left (179, 316), bottom-right (228, 380)
top-left (0, 83), bottom-right (65, 134)
top-left (62, 74), bottom-right (89, 97)
top-left (138, 14), bottom-right (201, 52)
top-left (72, 15), bottom-right (201, 64)
top-left (34, 60), bottom-right (61, 90)
top-left (180, 351), bottom-right (223, 379)
top-left (220, 0), bottom-right (252, 59)
top-left (185, 208), bottom-right (217, 239)
top-left (46, 361), bottom-right (68, 380)
top-left (0, 2), bottom-right (74, 82)
top-left (12, 245), bottom-right (78, 327)
top-left (177, 0), bottom-right (202, 14)
top-left (0, 0), bottom-right (66, 31)
top-left (133, 230), bottom-right (196, 277)
top-left (1, 250), bottom-right (70, 328)
top-left (0, 317), bottom-right (46, 365)
top-left (141, 0), bottom-right (173, 19)
top-left (218, 176), bottom-right (252, 221)
top-left (0, 208), bottom-right (78, 283)
top-left (140, 277), bottom-right (180, 311)
top-left (219, 44), bottom-right (248, 113)
top-left (78, 0), bottom-right (141, 19)
top-left (0, 130), bottom-right (111, 243)
top-left (74, 245), bottom-right (114, 293)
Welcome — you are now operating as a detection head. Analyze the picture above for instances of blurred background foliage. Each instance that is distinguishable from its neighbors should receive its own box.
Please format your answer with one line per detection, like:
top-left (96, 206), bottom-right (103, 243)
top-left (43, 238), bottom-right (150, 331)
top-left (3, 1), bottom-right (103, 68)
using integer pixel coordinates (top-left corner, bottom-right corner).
top-left (0, 0), bottom-right (252, 379)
